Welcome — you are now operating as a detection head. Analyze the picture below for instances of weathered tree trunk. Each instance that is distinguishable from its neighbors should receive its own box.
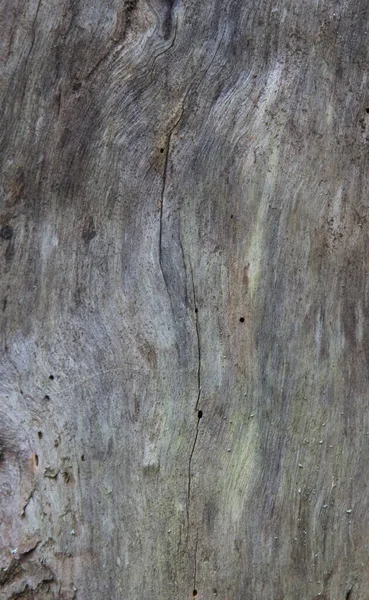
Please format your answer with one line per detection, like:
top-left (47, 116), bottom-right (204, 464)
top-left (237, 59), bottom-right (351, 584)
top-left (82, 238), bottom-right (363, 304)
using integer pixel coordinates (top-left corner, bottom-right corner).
top-left (1, 0), bottom-right (369, 598)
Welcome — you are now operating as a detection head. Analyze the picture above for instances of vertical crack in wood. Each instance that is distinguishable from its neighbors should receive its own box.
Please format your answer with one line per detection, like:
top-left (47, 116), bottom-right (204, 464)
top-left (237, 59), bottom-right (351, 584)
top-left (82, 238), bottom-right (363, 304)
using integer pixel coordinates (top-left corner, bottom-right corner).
top-left (186, 261), bottom-right (202, 537)
top-left (177, 522), bottom-right (182, 558)
top-left (193, 528), bottom-right (199, 591)
top-left (179, 232), bottom-right (189, 307)
top-left (158, 142), bottom-right (170, 292)
top-left (190, 262), bottom-right (202, 411)
top-left (158, 107), bottom-right (184, 292)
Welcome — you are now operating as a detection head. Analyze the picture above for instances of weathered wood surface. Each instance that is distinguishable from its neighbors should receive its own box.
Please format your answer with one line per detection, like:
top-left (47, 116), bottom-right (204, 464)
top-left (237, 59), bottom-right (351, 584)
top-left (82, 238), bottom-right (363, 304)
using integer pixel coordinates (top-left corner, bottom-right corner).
top-left (1, 0), bottom-right (369, 598)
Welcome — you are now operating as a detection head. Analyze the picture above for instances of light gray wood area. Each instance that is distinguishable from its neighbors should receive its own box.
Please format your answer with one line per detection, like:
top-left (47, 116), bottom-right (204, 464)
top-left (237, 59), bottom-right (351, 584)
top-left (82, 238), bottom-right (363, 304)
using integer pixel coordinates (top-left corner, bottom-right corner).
top-left (1, 0), bottom-right (369, 598)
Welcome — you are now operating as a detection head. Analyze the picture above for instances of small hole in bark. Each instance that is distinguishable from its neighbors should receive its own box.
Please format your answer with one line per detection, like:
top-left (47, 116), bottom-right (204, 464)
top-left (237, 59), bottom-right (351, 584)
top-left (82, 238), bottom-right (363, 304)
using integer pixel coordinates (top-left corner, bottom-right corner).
top-left (346, 590), bottom-right (352, 600)
top-left (230, 214), bottom-right (233, 219)
top-left (49, 375), bottom-right (54, 380)
top-left (43, 395), bottom-right (50, 401)
top-left (195, 308), bottom-right (198, 313)
top-left (160, 148), bottom-right (164, 153)
top-left (198, 410), bottom-right (203, 419)
top-left (38, 431), bottom-right (42, 439)
top-left (35, 454), bottom-right (39, 466)
top-left (366, 108), bottom-right (369, 114)
top-left (239, 317), bottom-right (245, 323)
top-left (193, 591), bottom-right (198, 598)
top-left (81, 454), bottom-right (85, 461)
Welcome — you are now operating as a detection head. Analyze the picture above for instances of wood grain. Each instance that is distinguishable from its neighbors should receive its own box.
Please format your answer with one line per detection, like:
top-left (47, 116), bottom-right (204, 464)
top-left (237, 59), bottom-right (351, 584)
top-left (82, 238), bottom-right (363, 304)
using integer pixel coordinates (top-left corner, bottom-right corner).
top-left (1, 0), bottom-right (369, 598)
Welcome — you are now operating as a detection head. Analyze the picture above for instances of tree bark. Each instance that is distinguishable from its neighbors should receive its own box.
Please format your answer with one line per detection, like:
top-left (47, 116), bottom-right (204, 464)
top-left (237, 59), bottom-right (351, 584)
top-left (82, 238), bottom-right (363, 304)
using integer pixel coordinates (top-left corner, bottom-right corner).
top-left (1, 0), bottom-right (369, 598)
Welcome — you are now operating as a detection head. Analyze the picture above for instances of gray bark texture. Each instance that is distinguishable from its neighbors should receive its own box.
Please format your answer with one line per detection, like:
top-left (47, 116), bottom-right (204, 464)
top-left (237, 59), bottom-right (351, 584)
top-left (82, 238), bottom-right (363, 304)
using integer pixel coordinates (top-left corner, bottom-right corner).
top-left (1, 0), bottom-right (369, 598)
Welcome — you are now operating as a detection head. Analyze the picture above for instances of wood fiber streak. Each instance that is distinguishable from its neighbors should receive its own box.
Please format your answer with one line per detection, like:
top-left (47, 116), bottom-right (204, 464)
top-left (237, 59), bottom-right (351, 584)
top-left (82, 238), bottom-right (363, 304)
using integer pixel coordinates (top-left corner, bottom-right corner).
top-left (1, 0), bottom-right (369, 598)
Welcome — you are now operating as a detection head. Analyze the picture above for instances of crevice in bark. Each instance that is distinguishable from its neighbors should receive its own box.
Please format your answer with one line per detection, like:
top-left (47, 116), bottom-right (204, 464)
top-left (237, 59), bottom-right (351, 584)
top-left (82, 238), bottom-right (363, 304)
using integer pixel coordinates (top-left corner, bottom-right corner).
top-left (158, 107), bottom-right (184, 293)
top-left (186, 261), bottom-right (202, 527)
top-left (179, 232), bottom-right (189, 309)
top-left (193, 529), bottom-right (199, 592)
top-left (190, 264), bottom-right (202, 412)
